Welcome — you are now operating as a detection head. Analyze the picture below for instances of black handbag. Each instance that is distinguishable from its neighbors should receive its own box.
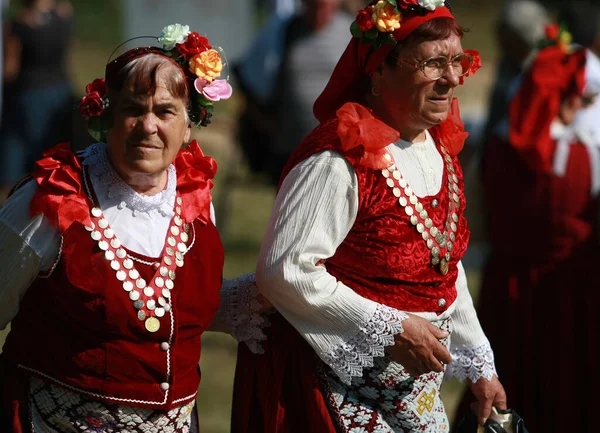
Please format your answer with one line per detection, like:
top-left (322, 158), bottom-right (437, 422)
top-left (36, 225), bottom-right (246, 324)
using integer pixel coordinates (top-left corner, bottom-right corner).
top-left (454, 408), bottom-right (529, 433)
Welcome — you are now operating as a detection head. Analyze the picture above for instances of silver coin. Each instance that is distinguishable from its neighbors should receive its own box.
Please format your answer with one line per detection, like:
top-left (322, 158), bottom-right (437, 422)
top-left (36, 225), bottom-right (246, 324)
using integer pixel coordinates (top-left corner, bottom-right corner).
top-left (129, 290), bottom-right (140, 301)
top-left (98, 219), bottom-right (108, 229)
top-left (176, 259), bottom-right (184, 268)
top-left (392, 187), bottom-right (401, 197)
top-left (382, 169), bottom-right (390, 178)
top-left (448, 242), bottom-right (453, 252)
top-left (436, 233), bottom-right (444, 244)
top-left (409, 195), bottom-right (418, 205)
top-left (104, 229), bottom-right (114, 239)
top-left (134, 299), bottom-right (144, 309)
top-left (105, 250), bottom-right (115, 261)
top-left (177, 197), bottom-right (182, 205)
top-left (91, 231), bottom-right (102, 241)
top-left (163, 303), bottom-right (172, 312)
top-left (174, 216), bottom-right (183, 226)
top-left (392, 170), bottom-right (401, 180)
top-left (137, 310), bottom-right (146, 321)
top-left (116, 270), bottom-right (127, 281)
top-left (158, 296), bottom-right (167, 306)
top-left (176, 206), bottom-right (181, 215)
top-left (399, 178), bottom-right (407, 188)
top-left (84, 222), bottom-right (95, 232)
top-left (431, 199), bottom-right (439, 208)
top-left (111, 239), bottom-right (121, 249)
top-left (180, 232), bottom-right (189, 243)
top-left (177, 243), bottom-right (187, 253)
top-left (415, 203), bottom-right (423, 213)
top-left (175, 251), bottom-right (184, 261)
top-left (405, 206), bottom-right (414, 216)
top-left (165, 279), bottom-right (174, 289)
top-left (171, 226), bottom-right (180, 236)
top-left (166, 247), bottom-right (174, 256)
top-left (422, 231), bottom-right (429, 241)
top-left (116, 248), bottom-right (126, 259)
top-left (410, 215), bottom-right (418, 226)
top-left (399, 197), bottom-right (408, 207)
top-left (123, 259), bottom-right (134, 269)
top-left (445, 252), bottom-right (451, 261)
top-left (417, 223), bottom-right (424, 233)
top-left (168, 237), bottom-right (176, 247)
top-left (432, 257), bottom-right (440, 266)
top-left (136, 278), bottom-right (146, 289)
top-left (147, 299), bottom-right (156, 310)
top-left (450, 233), bottom-right (456, 242)
top-left (162, 288), bottom-right (171, 298)
top-left (155, 307), bottom-right (165, 318)
top-left (405, 186), bottom-right (413, 196)
top-left (427, 239), bottom-right (434, 249)
top-left (432, 247), bottom-right (440, 257)
top-left (111, 260), bottom-right (120, 270)
top-left (425, 218), bottom-right (433, 229)
top-left (155, 277), bottom-right (165, 288)
top-left (160, 267), bottom-right (168, 277)
top-left (386, 178), bottom-right (395, 188)
top-left (123, 281), bottom-right (134, 292)
top-left (452, 213), bottom-right (459, 223)
top-left (98, 241), bottom-right (109, 251)
top-left (430, 226), bottom-right (439, 237)
top-left (129, 269), bottom-right (139, 280)
top-left (164, 256), bottom-right (172, 266)
top-left (91, 207), bottom-right (102, 217)
top-left (451, 222), bottom-right (457, 232)
top-left (420, 210), bottom-right (428, 220)
top-left (169, 270), bottom-right (176, 280)
top-left (144, 287), bottom-right (154, 297)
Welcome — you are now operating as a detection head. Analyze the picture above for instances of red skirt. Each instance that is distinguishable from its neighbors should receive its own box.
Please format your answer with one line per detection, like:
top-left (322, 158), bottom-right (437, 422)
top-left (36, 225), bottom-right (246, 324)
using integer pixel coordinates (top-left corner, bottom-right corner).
top-left (231, 313), bottom-right (338, 433)
top-left (453, 251), bottom-right (600, 433)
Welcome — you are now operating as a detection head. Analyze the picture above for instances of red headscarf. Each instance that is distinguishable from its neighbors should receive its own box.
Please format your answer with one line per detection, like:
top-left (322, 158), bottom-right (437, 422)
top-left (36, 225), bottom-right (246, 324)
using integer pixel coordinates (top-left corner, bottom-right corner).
top-left (313, 5), bottom-right (455, 123)
top-left (509, 45), bottom-right (587, 169)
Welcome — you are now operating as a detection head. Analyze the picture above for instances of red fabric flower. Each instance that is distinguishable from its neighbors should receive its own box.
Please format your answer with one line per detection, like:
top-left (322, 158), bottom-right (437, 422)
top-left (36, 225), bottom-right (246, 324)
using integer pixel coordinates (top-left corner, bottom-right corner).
top-left (356, 10), bottom-right (373, 31)
top-left (178, 32), bottom-right (212, 59)
top-left (175, 140), bottom-right (217, 224)
top-left (336, 102), bottom-right (399, 170)
top-left (80, 78), bottom-right (107, 117)
top-left (434, 98), bottom-right (469, 157)
top-left (459, 49), bottom-right (482, 85)
top-left (545, 23), bottom-right (560, 41)
top-left (85, 78), bottom-right (107, 98)
top-left (30, 143), bottom-right (93, 232)
top-left (80, 93), bottom-right (104, 117)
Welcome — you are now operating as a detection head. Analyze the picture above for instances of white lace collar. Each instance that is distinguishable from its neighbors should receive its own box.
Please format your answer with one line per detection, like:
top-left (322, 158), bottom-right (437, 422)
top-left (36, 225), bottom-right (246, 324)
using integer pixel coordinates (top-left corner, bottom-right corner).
top-left (79, 142), bottom-right (177, 217)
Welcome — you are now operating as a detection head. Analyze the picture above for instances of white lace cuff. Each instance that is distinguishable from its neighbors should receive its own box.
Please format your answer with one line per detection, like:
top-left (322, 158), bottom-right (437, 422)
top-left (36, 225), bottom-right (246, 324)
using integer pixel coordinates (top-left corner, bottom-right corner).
top-left (446, 340), bottom-right (497, 382)
top-left (321, 304), bottom-right (408, 385)
top-left (221, 273), bottom-right (270, 354)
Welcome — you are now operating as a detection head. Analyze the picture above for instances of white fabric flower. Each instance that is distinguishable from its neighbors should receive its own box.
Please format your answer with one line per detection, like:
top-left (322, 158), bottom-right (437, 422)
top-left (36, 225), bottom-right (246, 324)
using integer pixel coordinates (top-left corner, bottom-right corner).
top-left (418, 0), bottom-right (445, 11)
top-left (158, 23), bottom-right (190, 50)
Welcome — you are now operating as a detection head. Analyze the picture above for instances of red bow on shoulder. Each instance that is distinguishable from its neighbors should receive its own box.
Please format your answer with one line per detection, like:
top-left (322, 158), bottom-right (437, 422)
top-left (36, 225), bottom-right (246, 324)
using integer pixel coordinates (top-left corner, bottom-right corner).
top-left (30, 143), bottom-right (93, 232)
top-left (174, 140), bottom-right (217, 224)
top-left (336, 102), bottom-right (399, 170)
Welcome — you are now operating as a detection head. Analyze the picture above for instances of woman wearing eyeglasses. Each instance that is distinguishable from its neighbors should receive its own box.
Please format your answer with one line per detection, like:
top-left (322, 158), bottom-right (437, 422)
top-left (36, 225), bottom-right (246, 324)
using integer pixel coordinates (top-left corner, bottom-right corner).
top-left (232, 1), bottom-right (506, 432)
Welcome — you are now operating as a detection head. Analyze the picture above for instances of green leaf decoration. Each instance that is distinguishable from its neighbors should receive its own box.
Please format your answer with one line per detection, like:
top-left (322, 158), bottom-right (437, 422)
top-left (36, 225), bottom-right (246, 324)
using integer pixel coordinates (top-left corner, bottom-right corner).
top-left (365, 28), bottom-right (378, 40)
top-left (350, 21), bottom-right (364, 38)
top-left (387, 0), bottom-right (400, 13)
top-left (197, 94), bottom-right (214, 107)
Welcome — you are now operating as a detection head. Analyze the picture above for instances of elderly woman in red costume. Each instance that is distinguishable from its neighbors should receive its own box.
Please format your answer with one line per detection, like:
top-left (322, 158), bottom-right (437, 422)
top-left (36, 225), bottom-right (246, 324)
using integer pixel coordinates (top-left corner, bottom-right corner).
top-left (0, 24), bottom-right (266, 432)
top-left (232, 1), bottom-right (506, 432)
top-left (455, 28), bottom-right (600, 433)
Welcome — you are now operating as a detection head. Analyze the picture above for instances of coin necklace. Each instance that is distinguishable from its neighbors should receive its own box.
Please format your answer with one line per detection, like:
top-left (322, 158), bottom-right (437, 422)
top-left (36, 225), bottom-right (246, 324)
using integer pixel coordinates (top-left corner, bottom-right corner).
top-left (84, 196), bottom-right (190, 333)
top-left (381, 145), bottom-right (460, 275)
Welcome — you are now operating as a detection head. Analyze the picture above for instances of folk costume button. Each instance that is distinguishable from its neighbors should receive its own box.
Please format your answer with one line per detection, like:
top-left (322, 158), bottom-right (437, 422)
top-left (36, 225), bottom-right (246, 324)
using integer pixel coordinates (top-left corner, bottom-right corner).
top-left (160, 342), bottom-right (170, 351)
top-left (438, 298), bottom-right (447, 307)
top-left (160, 382), bottom-right (170, 391)
top-left (145, 317), bottom-right (160, 333)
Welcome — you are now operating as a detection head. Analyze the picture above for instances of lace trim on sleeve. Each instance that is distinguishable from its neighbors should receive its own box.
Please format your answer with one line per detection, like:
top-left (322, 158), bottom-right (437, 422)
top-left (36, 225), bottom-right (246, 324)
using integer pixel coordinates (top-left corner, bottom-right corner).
top-left (221, 273), bottom-right (270, 354)
top-left (446, 340), bottom-right (497, 382)
top-left (322, 304), bottom-right (408, 385)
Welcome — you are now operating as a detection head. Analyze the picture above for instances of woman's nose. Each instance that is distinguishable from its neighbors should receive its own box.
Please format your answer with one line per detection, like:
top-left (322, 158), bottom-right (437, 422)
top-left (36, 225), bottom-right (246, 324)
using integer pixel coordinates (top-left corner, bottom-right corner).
top-left (439, 64), bottom-right (460, 87)
top-left (137, 114), bottom-right (158, 134)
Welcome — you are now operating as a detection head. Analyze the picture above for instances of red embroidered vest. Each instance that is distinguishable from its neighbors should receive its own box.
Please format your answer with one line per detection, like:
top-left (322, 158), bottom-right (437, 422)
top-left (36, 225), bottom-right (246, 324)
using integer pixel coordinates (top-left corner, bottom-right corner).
top-left (1, 142), bottom-right (224, 410)
top-left (280, 119), bottom-right (470, 313)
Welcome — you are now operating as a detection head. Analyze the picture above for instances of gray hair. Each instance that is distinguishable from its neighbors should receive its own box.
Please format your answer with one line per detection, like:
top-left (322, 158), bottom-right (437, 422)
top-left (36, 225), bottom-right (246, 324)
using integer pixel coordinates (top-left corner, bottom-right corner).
top-left (112, 54), bottom-right (191, 124)
top-left (500, 0), bottom-right (550, 48)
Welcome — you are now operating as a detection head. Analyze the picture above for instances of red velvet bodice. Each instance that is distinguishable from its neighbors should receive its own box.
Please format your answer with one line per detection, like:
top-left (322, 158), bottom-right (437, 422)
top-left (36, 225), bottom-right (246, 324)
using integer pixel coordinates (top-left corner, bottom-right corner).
top-left (1, 143), bottom-right (224, 410)
top-left (281, 119), bottom-right (470, 313)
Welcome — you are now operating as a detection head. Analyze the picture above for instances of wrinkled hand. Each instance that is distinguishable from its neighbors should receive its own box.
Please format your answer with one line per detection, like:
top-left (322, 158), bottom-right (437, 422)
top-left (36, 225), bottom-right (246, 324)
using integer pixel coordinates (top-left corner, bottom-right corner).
top-left (387, 314), bottom-right (452, 377)
top-left (468, 375), bottom-right (507, 426)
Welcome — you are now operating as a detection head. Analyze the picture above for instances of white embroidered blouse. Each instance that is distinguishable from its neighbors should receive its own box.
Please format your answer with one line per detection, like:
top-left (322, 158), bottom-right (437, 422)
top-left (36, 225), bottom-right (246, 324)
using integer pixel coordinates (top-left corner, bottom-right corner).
top-left (257, 131), bottom-right (497, 385)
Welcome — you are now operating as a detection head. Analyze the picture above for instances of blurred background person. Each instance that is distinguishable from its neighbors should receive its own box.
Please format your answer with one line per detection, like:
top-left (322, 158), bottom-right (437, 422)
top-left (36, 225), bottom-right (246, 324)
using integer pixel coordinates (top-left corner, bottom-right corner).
top-left (0, 0), bottom-right (74, 193)
top-left (233, 0), bottom-right (352, 186)
top-left (454, 16), bottom-right (600, 433)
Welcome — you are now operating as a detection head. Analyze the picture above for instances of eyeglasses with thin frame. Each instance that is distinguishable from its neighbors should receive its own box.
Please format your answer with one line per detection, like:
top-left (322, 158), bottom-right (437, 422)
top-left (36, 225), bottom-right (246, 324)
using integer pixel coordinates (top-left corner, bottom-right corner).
top-left (393, 53), bottom-right (474, 81)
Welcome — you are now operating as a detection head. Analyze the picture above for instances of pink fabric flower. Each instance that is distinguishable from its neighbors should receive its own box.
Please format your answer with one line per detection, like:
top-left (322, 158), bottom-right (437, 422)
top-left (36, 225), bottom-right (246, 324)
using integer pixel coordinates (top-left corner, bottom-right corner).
top-left (194, 78), bottom-right (233, 101)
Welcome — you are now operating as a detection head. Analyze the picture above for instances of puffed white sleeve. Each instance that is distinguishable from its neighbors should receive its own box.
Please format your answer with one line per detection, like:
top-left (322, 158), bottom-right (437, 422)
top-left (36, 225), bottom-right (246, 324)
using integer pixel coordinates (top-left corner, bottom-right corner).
top-left (0, 181), bottom-right (61, 329)
top-left (445, 261), bottom-right (498, 382)
top-left (257, 150), bottom-right (408, 385)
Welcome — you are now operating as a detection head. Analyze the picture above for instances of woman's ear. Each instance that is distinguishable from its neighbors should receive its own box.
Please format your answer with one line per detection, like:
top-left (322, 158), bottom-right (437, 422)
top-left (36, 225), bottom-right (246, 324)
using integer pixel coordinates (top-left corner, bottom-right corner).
top-left (184, 123), bottom-right (191, 144)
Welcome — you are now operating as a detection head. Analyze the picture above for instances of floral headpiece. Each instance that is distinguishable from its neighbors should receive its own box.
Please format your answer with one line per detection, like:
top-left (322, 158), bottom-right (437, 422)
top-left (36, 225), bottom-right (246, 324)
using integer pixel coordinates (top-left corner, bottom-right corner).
top-left (541, 22), bottom-right (574, 54)
top-left (351, 0), bottom-right (447, 49)
top-left (80, 23), bottom-right (233, 142)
